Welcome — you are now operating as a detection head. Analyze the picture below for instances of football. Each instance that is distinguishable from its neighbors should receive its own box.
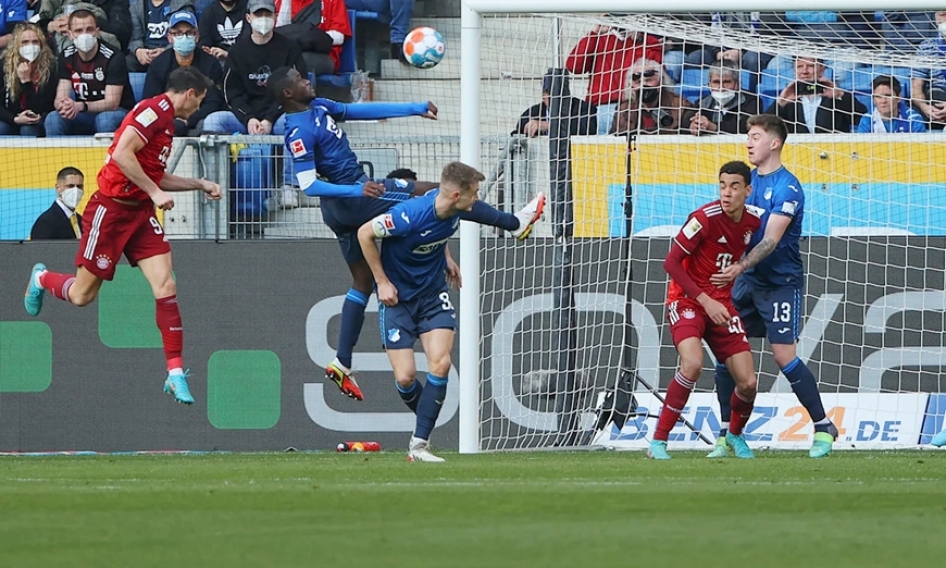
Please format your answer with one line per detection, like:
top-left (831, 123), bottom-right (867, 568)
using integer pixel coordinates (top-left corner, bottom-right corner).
top-left (402, 26), bottom-right (446, 68)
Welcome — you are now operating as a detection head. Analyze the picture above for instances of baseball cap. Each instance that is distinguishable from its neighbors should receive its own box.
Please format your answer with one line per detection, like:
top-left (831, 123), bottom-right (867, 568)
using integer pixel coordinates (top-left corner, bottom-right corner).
top-left (168, 10), bottom-right (198, 28)
top-left (247, 0), bottom-right (275, 13)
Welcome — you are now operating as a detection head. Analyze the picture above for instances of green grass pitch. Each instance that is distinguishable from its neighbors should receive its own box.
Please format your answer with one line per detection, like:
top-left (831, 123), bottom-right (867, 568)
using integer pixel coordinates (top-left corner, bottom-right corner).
top-left (2, 450), bottom-right (946, 567)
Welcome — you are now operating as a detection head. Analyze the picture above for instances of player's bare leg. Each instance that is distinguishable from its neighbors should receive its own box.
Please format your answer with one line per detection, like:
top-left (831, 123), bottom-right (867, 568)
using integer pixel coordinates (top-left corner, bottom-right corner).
top-left (650, 336), bottom-right (703, 460)
top-left (405, 328), bottom-right (453, 462)
top-left (25, 264), bottom-right (104, 316)
top-left (387, 346), bottom-right (441, 462)
top-left (771, 343), bottom-right (837, 458)
top-left (139, 253), bottom-right (193, 405)
top-left (325, 259), bottom-right (369, 401)
top-left (723, 351), bottom-right (757, 458)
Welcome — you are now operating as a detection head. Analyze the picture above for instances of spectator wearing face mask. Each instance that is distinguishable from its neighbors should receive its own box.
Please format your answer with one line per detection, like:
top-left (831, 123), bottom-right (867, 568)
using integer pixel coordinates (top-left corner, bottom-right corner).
top-left (0, 22), bottom-right (58, 136)
top-left (200, 0), bottom-right (307, 135)
top-left (565, 16), bottom-right (663, 135)
top-left (45, 9), bottom-right (134, 136)
top-left (143, 10), bottom-right (225, 134)
top-left (686, 60), bottom-right (761, 136)
top-left (127, 0), bottom-right (189, 72)
top-left (30, 167), bottom-right (85, 240)
top-left (611, 58), bottom-right (692, 137)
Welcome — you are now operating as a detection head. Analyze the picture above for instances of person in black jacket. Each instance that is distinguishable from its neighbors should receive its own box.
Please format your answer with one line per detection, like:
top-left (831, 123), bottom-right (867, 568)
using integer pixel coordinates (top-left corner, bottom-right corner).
top-left (685, 60), bottom-right (762, 136)
top-left (197, 0), bottom-right (248, 61)
top-left (143, 10), bottom-right (225, 134)
top-left (512, 71), bottom-right (597, 137)
top-left (772, 55), bottom-right (867, 134)
top-left (0, 23), bottom-right (58, 136)
top-left (30, 167), bottom-right (85, 240)
top-left (200, 0), bottom-right (306, 134)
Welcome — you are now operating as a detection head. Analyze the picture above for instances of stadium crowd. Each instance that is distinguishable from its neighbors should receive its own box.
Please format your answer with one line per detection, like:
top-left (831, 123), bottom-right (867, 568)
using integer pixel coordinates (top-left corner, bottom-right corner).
top-left (0, 8), bottom-right (945, 138)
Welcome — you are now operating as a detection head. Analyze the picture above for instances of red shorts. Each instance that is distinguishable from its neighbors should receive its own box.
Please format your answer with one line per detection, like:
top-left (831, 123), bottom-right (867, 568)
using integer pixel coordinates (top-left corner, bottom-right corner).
top-left (667, 297), bottom-right (750, 362)
top-left (75, 192), bottom-right (170, 281)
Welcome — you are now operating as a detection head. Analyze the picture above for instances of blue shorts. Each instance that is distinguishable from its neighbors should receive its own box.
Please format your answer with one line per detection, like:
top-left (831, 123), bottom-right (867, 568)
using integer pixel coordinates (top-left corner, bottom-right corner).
top-left (320, 178), bottom-right (415, 265)
top-left (379, 289), bottom-right (456, 349)
top-left (731, 276), bottom-right (802, 345)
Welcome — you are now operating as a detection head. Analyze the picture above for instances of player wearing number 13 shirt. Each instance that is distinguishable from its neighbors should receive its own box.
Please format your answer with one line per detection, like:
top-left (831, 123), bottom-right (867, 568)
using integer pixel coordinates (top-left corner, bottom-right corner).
top-left (648, 161), bottom-right (763, 460)
top-left (23, 67), bottom-right (220, 406)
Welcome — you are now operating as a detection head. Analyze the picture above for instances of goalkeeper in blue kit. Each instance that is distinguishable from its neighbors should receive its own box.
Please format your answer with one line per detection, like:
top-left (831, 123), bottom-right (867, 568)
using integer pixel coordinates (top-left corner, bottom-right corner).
top-left (268, 67), bottom-right (545, 401)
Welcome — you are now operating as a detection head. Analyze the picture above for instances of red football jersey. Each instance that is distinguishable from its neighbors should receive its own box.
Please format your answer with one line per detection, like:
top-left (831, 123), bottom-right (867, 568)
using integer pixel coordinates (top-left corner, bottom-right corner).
top-left (666, 200), bottom-right (763, 303)
top-left (98, 94), bottom-right (175, 201)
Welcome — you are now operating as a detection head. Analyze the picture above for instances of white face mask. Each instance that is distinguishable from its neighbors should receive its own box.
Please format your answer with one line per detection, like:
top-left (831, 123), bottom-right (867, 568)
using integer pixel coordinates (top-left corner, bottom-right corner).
top-left (19, 44), bottom-right (41, 62)
top-left (61, 186), bottom-right (83, 210)
top-left (710, 89), bottom-right (737, 106)
top-left (939, 21), bottom-right (946, 36)
top-left (73, 33), bottom-right (97, 53)
top-left (251, 16), bottom-right (274, 35)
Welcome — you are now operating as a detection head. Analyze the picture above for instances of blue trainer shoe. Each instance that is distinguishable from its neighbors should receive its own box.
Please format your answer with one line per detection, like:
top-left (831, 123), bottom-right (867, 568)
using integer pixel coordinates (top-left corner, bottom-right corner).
top-left (647, 440), bottom-right (671, 460)
top-left (809, 423), bottom-right (839, 458)
top-left (24, 263), bottom-right (47, 317)
top-left (164, 370), bottom-right (194, 405)
top-left (930, 429), bottom-right (946, 447)
top-left (725, 431), bottom-right (755, 459)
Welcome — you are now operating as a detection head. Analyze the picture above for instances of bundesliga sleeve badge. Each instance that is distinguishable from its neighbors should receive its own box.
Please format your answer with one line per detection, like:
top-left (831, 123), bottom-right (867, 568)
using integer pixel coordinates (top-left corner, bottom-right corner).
top-left (289, 139), bottom-right (306, 158)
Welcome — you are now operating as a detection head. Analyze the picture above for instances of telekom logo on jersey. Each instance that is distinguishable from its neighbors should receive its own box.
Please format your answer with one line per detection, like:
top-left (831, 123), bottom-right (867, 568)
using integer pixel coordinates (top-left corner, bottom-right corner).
top-left (302, 291), bottom-right (946, 433)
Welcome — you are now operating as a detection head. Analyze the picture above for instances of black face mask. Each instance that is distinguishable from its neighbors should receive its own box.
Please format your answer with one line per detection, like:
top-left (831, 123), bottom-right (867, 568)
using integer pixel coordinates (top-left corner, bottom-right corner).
top-left (640, 86), bottom-right (660, 103)
top-left (220, 0), bottom-right (238, 5)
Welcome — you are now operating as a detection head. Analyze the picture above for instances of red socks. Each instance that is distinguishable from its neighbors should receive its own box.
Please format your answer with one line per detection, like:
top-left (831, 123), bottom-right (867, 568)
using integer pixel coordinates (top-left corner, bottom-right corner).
top-left (654, 371), bottom-right (695, 442)
top-left (729, 390), bottom-right (756, 436)
top-left (155, 295), bottom-right (183, 371)
top-left (39, 271), bottom-right (76, 303)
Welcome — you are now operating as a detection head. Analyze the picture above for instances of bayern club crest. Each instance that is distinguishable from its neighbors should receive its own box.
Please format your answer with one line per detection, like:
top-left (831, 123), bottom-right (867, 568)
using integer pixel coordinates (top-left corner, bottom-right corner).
top-left (744, 231), bottom-right (752, 244)
top-left (95, 254), bottom-right (111, 270)
top-left (682, 309), bottom-right (696, 320)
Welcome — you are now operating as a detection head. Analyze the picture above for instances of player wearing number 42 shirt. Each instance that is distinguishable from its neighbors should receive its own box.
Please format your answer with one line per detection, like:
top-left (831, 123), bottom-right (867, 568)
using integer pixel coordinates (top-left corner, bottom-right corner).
top-left (648, 161), bottom-right (763, 460)
top-left (23, 67), bottom-right (220, 406)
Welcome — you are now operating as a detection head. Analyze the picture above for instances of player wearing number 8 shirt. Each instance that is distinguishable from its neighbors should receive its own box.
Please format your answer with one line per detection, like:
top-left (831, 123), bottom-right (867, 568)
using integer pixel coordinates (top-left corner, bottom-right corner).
top-left (357, 162), bottom-right (485, 463)
top-left (648, 161), bottom-right (763, 460)
top-left (23, 67), bottom-right (221, 406)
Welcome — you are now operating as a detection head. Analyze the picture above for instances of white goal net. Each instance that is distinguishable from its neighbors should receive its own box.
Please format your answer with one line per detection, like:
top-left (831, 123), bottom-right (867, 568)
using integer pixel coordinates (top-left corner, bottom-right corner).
top-left (461, 8), bottom-right (946, 451)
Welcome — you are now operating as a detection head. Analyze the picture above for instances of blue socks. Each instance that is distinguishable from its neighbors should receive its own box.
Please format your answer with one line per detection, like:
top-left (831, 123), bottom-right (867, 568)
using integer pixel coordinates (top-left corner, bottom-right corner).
top-left (414, 373), bottom-right (448, 440)
top-left (337, 288), bottom-right (368, 369)
top-left (714, 363), bottom-right (735, 438)
top-left (396, 380), bottom-right (424, 413)
top-left (782, 357), bottom-right (828, 424)
top-left (459, 200), bottom-right (519, 232)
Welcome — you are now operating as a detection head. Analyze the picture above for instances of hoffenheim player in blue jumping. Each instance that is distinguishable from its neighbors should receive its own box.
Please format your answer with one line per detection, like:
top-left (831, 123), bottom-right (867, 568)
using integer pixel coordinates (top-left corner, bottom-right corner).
top-left (709, 114), bottom-right (838, 459)
top-left (268, 68), bottom-right (545, 402)
top-left (358, 162), bottom-right (484, 462)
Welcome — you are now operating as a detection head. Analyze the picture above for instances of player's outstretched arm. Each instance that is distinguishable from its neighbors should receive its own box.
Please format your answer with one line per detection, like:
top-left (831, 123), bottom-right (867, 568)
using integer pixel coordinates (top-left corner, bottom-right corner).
top-left (159, 173), bottom-right (221, 200)
top-left (339, 101), bottom-right (437, 122)
top-left (358, 218), bottom-right (398, 306)
top-left (111, 128), bottom-right (174, 210)
top-left (710, 214), bottom-right (791, 286)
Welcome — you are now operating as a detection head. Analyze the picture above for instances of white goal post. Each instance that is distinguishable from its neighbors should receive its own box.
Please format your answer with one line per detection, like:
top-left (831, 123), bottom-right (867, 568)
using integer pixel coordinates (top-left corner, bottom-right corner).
top-left (458, 1), bottom-right (946, 453)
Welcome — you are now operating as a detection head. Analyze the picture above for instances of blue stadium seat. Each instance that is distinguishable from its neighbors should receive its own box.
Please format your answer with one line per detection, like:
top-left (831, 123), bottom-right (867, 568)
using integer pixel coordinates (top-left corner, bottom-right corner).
top-left (129, 72), bottom-right (147, 102)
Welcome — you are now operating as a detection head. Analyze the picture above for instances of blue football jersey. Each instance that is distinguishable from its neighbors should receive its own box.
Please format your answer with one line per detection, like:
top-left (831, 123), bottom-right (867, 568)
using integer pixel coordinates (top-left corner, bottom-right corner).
top-left (284, 98), bottom-right (431, 195)
top-left (371, 191), bottom-right (459, 302)
top-left (744, 166), bottom-right (805, 288)
top-left (284, 98), bottom-right (367, 190)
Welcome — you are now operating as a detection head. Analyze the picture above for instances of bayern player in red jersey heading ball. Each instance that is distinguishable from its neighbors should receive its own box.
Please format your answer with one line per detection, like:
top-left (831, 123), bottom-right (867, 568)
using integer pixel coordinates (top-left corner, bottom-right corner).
top-left (24, 66), bottom-right (220, 405)
top-left (648, 160), bottom-right (763, 460)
